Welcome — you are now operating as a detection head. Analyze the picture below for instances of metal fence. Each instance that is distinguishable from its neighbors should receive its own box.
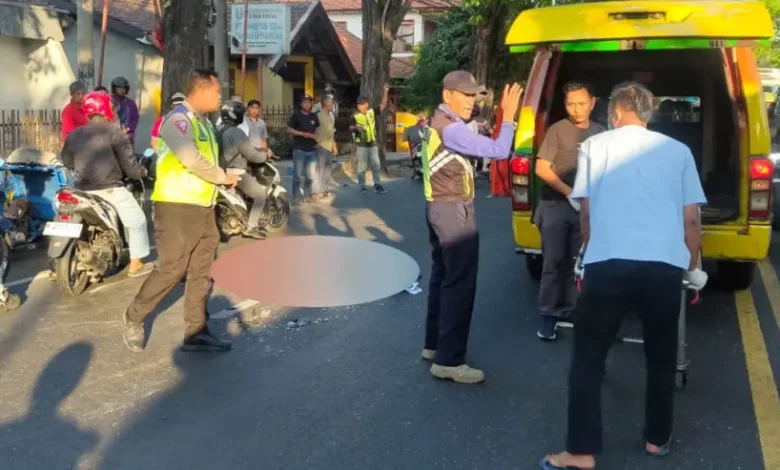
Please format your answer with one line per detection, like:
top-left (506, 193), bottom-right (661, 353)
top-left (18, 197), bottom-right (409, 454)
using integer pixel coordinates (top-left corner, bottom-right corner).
top-left (0, 110), bottom-right (62, 157)
top-left (262, 105), bottom-right (357, 156)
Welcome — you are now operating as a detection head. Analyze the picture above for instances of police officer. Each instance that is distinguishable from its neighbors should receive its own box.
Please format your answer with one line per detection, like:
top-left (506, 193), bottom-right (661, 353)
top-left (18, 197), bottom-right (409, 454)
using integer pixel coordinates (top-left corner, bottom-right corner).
top-left (122, 68), bottom-right (239, 353)
top-left (421, 71), bottom-right (523, 384)
top-left (534, 82), bottom-right (606, 341)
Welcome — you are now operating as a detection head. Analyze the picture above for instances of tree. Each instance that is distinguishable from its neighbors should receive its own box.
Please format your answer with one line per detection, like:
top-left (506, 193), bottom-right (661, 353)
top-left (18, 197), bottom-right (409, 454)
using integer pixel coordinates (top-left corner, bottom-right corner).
top-left (361, 0), bottom-right (413, 171)
top-left (160, 0), bottom-right (212, 105)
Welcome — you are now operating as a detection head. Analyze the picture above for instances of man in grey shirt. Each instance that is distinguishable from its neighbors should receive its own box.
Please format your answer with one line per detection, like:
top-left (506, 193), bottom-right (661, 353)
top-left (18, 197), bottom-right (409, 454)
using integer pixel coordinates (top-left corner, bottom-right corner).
top-left (239, 99), bottom-right (269, 151)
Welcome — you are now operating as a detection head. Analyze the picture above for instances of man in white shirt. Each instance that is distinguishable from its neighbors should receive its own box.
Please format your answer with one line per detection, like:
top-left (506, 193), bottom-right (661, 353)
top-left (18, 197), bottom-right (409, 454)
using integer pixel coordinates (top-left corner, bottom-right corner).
top-left (541, 82), bottom-right (708, 470)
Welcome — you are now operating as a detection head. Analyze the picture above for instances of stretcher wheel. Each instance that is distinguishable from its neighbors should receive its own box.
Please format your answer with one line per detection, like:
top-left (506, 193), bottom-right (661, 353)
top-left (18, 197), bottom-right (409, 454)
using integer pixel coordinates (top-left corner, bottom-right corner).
top-left (675, 371), bottom-right (688, 390)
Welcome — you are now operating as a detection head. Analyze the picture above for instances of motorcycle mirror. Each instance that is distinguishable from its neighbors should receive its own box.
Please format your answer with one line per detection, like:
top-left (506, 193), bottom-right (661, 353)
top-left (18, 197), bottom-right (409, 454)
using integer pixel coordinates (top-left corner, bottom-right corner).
top-left (143, 148), bottom-right (155, 158)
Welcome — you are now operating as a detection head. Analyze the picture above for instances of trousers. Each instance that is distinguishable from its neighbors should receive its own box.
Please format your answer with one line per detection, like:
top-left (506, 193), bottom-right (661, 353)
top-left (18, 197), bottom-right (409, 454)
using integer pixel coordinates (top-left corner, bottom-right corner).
top-left (313, 147), bottom-right (334, 194)
top-left (292, 149), bottom-right (317, 200)
top-left (566, 259), bottom-right (683, 454)
top-left (356, 145), bottom-right (381, 187)
top-left (237, 176), bottom-right (268, 228)
top-left (126, 202), bottom-right (219, 338)
top-left (535, 199), bottom-right (582, 317)
top-left (87, 186), bottom-right (150, 260)
top-left (424, 201), bottom-right (479, 367)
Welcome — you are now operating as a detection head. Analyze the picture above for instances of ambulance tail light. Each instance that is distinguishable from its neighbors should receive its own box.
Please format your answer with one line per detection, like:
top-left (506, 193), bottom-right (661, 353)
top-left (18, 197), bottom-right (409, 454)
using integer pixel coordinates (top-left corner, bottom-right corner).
top-left (748, 156), bottom-right (772, 220)
top-left (510, 153), bottom-right (531, 211)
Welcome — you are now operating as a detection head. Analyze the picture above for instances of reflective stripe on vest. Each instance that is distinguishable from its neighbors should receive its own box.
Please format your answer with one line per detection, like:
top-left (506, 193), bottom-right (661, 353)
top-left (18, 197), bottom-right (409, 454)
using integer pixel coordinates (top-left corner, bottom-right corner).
top-left (151, 112), bottom-right (220, 207)
top-left (421, 126), bottom-right (474, 202)
top-left (353, 109), bottom-right (376, 144)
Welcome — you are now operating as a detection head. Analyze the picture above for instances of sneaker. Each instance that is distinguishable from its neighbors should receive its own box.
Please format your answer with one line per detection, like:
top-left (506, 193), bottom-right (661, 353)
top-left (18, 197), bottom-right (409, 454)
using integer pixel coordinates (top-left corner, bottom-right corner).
top-left (430, 363), bottom-right (485, 384)
top-left (421, 348), bottom-right (436, 361)
top-left (182, 329), bottom-right (232, 352)
top-left (361, 186), bottom-right (367, 193)
top-left (537, 316), bottom-right (558, 341)
top-left (122, 311), bottom-right (145, 352)
top-left (374, 185), bottom-right (387, 193)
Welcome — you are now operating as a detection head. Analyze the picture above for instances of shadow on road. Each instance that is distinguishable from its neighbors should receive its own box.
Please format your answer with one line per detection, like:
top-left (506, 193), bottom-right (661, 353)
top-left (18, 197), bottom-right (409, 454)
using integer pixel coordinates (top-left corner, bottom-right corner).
top-left (0, 341), bottom-right (98, 469)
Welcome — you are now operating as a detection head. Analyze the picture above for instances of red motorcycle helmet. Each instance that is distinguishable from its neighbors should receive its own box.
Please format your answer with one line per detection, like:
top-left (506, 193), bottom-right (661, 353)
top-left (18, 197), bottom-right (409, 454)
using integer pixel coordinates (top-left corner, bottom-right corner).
top-left (82, 91), bottom-right (115, 122)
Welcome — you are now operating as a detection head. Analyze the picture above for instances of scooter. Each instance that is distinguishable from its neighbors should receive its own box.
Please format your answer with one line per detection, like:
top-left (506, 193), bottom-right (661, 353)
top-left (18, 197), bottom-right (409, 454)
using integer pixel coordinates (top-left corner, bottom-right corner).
top-left (216, 159), bottom-right (290, 240)
top-left (410, 143), bottom-right (423, 179)
top-left (44, 153), bottom-right (152, 296)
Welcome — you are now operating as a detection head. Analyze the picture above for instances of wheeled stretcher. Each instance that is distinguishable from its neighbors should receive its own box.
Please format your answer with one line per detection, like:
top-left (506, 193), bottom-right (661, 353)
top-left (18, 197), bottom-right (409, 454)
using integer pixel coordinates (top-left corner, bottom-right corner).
top-left (570, 250), bottom-right (703, 391)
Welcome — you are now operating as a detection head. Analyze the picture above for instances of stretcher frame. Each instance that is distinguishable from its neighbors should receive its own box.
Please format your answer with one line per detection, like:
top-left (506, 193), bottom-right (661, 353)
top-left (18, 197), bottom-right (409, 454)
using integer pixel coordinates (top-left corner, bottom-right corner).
top-left (565, 253), bottom-right (703, 391)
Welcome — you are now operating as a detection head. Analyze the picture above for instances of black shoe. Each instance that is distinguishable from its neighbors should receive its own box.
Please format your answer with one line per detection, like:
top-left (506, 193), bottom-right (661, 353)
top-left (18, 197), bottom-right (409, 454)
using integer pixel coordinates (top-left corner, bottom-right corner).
top-left (537, 316), bottom-right (558, 341)
top-left (361, 185), bottom-right (367, 193)
top-left (243, 227), bottom-right (267, 240)
top-left (374, 185), bottom-right (387, 193)
top-left (123, 311), bottom-right (145, 352)
top-left (182, 330), bottom-right (232, 352)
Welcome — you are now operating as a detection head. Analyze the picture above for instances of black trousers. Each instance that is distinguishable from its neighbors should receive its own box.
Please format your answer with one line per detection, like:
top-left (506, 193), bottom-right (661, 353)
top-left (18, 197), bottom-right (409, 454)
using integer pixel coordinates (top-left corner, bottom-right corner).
top-left (567, 259), bottom-right (683, 455)
top-left (424, 201), bottom-right (479, 367)
top-left (535, 199), bottom-right (581, 317)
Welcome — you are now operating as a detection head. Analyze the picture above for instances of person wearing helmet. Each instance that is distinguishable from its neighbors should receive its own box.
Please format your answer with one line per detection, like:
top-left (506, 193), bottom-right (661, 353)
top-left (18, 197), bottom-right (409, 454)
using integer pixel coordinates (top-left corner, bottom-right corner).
top-left (60, 92), bottom-right (152, 278)
top-left (218, 100), bottom-right (270, 239)
top-left (151, 92), bottom-right (186, 153)
top-left (111, 76), bottom-right (140, 143)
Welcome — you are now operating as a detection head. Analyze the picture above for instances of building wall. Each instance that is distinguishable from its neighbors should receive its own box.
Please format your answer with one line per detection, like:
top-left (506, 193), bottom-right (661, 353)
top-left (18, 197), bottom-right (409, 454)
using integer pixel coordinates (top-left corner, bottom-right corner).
top-left (328, 11), bottom-right (425, 58)
top-left (61, 25), bottom-right (164, 152)
top-left (229, 63), bottom-right (294, 108)
top-left (0, 36), bottom-right (75, 110)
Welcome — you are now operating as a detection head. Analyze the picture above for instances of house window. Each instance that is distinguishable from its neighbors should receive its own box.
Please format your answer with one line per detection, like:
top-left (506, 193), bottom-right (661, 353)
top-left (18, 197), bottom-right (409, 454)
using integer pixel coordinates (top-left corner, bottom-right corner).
top-left (393, 21), bottom-right (415, 53)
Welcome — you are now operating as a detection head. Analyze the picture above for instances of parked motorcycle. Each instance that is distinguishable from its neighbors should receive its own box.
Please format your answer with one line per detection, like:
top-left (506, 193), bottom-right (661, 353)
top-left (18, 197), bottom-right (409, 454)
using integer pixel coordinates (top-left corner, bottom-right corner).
top-left (216, 160), bottom-right (290, 240)
top-left (44, 153), bottom-right (153, 295)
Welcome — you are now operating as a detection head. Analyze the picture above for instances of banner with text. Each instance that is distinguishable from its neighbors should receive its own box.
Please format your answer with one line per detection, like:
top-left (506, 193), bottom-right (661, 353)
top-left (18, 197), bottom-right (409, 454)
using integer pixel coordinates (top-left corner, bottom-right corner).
top-left (230, 4), bottom-right (291, 55)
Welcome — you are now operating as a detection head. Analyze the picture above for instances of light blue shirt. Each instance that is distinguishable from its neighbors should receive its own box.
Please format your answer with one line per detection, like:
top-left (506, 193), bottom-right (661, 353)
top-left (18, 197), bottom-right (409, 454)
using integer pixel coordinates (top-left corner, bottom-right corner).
top-left (571, 125), bottom-right (707, 270)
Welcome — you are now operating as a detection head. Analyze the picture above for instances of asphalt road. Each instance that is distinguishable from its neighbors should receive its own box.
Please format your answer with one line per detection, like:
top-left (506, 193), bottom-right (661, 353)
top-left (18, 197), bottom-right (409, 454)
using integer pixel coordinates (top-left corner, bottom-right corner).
top-left (0, 167), bottom-right (778, 470)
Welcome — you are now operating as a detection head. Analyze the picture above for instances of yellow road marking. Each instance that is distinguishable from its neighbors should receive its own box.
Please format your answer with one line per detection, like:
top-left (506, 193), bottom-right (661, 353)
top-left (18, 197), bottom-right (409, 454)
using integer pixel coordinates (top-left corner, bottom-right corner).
top-left (758, 259), bottom-right (780, 331)
top-left (734, 289), bottom-right (780, 470)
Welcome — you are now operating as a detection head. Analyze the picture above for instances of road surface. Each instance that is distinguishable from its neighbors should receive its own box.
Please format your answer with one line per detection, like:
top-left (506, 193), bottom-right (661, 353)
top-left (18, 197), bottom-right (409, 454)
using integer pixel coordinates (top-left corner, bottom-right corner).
top-left (0, 166), bottom-right (778, 470)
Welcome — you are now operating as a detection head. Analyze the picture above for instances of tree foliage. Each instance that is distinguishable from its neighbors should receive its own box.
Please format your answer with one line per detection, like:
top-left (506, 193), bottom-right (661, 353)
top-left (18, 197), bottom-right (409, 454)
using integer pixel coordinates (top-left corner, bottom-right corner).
top-left (756, 0), bottom-right (780, 67)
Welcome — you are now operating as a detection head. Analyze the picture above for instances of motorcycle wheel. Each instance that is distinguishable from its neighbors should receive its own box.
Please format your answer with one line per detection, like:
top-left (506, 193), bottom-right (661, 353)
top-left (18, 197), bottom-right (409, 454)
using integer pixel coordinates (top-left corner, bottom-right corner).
top-left (56, 243), bottom-right (90, 296)
top-left (264, 193), bottom-right (290, 234)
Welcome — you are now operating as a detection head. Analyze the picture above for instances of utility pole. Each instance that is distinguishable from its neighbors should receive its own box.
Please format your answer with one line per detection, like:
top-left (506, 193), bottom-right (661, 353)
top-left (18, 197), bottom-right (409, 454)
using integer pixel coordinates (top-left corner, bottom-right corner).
top-left (214, 0), bottom-right (229, 99)
top-left (77, 0), bottom-right (95, 88)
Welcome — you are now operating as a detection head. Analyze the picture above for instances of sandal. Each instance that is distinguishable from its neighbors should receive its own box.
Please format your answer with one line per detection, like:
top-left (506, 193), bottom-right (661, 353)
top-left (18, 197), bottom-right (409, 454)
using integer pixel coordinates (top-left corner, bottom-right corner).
top-left (539, 455), bottom-right (595, 470)
top-left (292, 199), bottom-right (302, 207)
top-left (128, 263), bottom-right (154, 278)
top-left (646, 440), bottom-right (671, 457)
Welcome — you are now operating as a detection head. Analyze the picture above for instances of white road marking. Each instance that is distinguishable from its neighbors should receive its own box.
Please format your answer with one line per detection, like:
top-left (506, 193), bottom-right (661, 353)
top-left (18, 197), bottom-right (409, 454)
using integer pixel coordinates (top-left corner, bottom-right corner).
top-left (210, 299), bottom-right (259, 319)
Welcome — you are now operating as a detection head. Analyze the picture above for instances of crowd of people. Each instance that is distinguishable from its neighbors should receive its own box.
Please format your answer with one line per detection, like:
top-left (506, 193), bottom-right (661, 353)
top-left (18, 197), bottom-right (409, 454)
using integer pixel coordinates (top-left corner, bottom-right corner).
top-left (54, 64), bottom-right (716, 469)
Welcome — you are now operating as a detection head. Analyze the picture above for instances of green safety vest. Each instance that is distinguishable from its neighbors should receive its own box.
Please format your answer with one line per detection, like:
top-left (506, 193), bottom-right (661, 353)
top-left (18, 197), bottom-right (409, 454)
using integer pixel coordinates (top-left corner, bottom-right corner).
top-left (151, 111), bottom-right (220, 207)
top-left (421, 125), bottom-right (474, 202)
top-left (353, 109), bottom-right (377, 144)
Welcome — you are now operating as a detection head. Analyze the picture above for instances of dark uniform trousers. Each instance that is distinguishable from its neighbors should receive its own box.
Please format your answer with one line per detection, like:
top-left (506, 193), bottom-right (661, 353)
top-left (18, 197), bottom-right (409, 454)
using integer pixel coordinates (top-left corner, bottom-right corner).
top-left (127, 202), bottom-right (219, 338)
top-left (567, 259), bottom-right (683, 454)
top-left (535, 199), bottom-right (582, 317)
top-left (424, 201), bottom-right (479, 367)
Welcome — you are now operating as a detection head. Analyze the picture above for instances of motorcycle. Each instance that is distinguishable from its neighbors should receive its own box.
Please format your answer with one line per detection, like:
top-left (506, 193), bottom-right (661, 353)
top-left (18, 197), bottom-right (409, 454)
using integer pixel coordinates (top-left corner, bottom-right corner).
top-left (44, 153), bottom-right (153, 295)
top-left (216, 160), bottom-right (290, 240)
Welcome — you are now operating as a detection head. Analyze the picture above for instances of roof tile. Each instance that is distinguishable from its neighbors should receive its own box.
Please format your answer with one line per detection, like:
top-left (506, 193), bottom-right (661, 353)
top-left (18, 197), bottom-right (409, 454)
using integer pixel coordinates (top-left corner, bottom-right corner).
top-left (334, 22), bottom-right (414, 79)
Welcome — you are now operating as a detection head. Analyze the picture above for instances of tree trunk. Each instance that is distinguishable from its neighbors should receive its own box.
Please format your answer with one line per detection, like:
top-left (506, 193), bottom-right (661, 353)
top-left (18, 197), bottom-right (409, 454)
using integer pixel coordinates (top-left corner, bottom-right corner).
top-left (360, 0), bottom-right (411, 173)
top-left (160, 0), bottom-right (210, 104)
top-left (472, 1), bottom-right (508, 115)
top-left (76, 0), bottom-right (95, 89)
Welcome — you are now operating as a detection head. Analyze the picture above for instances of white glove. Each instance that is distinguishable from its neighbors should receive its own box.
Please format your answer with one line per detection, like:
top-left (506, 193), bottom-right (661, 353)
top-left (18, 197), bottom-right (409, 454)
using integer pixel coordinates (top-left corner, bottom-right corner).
top-left (574, 248), bottom-right (585, 280)
top-left (568, 195), bottom-right (580, 212)
top-left (685, 268), bottom-right (708, 291)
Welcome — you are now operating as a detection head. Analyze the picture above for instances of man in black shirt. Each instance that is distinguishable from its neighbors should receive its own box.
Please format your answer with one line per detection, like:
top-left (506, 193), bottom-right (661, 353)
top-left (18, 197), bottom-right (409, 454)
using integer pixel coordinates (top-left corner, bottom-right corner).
top-left (534, 82), bottom-right (606, 341)
top-left (287, 94), bottom-right (320, 205)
